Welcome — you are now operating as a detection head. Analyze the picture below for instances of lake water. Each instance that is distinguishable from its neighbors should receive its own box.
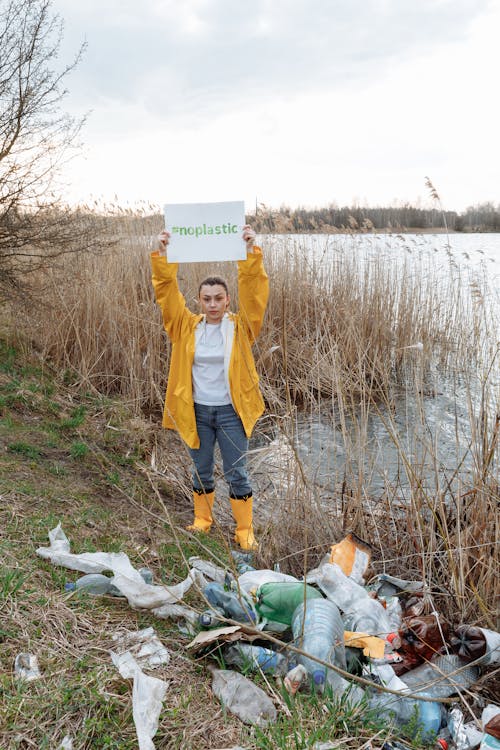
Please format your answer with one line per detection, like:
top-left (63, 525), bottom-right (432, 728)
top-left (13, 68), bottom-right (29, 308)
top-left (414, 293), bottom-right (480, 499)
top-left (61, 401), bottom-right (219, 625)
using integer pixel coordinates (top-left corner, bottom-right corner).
top-left (252, 232), bottom-right (500, 499)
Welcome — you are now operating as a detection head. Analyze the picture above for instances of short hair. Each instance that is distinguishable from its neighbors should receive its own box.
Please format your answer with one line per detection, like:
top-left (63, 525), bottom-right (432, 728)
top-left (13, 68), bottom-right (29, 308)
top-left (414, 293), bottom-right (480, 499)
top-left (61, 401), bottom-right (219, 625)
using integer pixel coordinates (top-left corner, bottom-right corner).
top-left (198, 276), bottom-right (229, 296)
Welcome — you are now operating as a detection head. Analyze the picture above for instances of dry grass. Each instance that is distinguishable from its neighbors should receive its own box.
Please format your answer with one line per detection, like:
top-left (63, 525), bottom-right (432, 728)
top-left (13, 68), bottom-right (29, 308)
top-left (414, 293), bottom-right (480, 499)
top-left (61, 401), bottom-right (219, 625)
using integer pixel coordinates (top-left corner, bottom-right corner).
top-left (8, 207), bottom-right (499, 623)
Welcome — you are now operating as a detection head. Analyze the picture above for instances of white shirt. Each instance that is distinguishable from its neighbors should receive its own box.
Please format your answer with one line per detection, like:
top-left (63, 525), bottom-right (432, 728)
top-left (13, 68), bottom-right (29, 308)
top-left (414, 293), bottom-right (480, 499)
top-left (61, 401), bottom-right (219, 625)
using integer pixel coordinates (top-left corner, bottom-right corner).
top-left (192, 321), bottom-right (232, 405)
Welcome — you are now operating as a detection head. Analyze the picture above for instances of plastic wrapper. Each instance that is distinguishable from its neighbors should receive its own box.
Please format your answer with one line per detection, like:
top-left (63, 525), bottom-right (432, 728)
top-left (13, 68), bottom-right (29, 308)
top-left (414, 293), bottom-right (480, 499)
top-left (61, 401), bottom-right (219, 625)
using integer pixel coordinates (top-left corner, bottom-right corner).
top-left (328, 533), bottom-right (371, 584)
top-left (448, 706), bottom-right (484, 750)
top-left (284, 664), bottom-right (308, 695)
top-left (367, 573), bottom-right (424, 598)
top-left (237, 568), bottom-right (298, 595)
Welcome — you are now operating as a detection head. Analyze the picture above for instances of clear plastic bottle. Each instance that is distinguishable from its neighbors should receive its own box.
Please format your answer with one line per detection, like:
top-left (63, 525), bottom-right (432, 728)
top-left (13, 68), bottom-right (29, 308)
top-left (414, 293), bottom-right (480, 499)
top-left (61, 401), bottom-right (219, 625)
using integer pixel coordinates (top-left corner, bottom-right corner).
top-left (70, 573), bottom-right (113, 595)
top-left (308, 561), bottom-right (368, 610)
top-left (223, 643), bottom-right (290, 675)
top-left (203, 582), bottom-right (256, 624)
top-left (402, 654), bottom-right (480, 698)
top-left (308, 562), bottom-right (392, 636)
top-left (342, 598), bottom-right (393, 637)
top-left (66, 568), bottom-right (152, 596)
top-left (367, 664), bottom-right (443, 736)
top-left (255, 582), bottom-right (324, 627)
top-left (291, 597), bottom-right (346, 690)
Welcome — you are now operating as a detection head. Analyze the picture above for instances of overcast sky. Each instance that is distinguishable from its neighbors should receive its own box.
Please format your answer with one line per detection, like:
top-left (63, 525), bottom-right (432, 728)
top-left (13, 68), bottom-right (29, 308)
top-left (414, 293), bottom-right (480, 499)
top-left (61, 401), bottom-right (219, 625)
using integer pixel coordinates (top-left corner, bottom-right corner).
top-left (52, 0), bottom-right (500, 213)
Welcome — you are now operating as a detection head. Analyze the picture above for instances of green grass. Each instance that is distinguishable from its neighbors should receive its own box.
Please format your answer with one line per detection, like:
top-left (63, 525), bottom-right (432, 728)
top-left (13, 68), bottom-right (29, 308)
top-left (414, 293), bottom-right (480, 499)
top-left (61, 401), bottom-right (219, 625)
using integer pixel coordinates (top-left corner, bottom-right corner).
top-left (0, 337), bottom-right (467, 749)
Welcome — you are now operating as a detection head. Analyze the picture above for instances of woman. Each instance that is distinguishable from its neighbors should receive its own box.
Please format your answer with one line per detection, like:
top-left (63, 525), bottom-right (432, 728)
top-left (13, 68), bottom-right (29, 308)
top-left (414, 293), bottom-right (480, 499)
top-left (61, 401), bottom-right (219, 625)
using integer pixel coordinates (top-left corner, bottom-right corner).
top-left (151, 225), bottom-right (269, 550)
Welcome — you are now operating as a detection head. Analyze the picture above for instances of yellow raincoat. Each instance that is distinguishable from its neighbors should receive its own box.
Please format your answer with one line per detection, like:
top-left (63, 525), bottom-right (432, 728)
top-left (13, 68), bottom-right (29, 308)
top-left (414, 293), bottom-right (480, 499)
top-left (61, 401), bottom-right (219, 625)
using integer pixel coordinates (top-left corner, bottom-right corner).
top-left (151, 248), bottom-right (269, 449)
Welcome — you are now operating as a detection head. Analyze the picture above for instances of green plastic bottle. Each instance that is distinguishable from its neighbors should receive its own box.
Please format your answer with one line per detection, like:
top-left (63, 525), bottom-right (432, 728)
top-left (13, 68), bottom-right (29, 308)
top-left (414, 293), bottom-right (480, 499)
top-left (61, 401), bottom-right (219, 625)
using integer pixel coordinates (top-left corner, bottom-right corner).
top-left (255, 582), bottom-right (323, 626)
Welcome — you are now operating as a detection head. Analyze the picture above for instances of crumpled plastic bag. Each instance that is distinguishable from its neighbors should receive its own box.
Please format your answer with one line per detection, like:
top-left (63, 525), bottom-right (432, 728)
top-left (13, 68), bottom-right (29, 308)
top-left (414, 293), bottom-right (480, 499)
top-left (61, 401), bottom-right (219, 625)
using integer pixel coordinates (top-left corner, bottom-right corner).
top-left (210, 668), bottom-right (277, 726)
top-left (188, 555), bottom-right (227, 583)
top-left (56, 737), bottom-right (73, 750)
top-left (112, 628), bottom-right (170, 670)
top-left (14, 653), bottom-right (41, 682)
top-left (111, 651), bottom-right (168, 750)
top-left (37, 523), bottom-right (204, 616)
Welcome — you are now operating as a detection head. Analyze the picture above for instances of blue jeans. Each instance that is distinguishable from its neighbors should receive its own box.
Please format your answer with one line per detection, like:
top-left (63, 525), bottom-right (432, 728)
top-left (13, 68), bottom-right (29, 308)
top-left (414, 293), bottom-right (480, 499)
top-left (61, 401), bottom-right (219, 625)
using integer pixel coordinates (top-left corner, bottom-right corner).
top-left (188, 403), bottom-right (252, 498)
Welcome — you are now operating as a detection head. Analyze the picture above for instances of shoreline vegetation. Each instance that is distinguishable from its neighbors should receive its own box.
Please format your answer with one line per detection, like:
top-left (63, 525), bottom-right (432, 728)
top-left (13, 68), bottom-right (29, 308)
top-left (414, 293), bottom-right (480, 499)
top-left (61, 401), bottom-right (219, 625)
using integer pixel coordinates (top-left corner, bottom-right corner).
top-left (1, 207), bottom-right (499, 748)
top-left (248, 200), bottom-right (500, 234)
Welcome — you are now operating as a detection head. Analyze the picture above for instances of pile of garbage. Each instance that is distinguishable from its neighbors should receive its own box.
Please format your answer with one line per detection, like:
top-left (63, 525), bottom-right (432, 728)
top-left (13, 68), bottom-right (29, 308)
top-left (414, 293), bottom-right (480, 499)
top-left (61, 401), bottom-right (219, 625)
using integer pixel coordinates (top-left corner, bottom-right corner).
top-left (34, 525), bottom-right (499, 750)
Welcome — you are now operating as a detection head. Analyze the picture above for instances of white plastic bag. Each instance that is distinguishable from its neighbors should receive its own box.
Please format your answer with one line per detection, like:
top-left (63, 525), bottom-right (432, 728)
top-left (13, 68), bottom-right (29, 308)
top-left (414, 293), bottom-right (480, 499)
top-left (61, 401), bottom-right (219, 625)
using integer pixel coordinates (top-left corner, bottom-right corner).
top-left (111, 651), bottom-right (168, 750)
top-left (37, 524), bottom-right (204, 612)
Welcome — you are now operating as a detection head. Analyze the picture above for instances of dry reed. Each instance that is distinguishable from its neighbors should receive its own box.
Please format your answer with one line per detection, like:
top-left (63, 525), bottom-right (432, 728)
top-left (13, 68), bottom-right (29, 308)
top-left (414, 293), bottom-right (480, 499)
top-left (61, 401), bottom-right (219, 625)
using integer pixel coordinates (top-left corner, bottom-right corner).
top-left (9, 205), bottom-right (500, 628)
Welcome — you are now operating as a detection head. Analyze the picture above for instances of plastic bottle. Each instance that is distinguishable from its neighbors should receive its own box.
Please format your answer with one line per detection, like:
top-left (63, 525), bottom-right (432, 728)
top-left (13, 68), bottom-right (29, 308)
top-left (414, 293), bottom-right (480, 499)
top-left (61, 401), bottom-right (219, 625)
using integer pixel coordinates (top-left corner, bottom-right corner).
top-left (65, 568), bottom-right (153, 596)
top-left (393, 614), bottom-right (450, 675)
top-left (66, 573), bottom-right (113, 595)
top-left (307, 562), bottom-right (392, 636)
top-left (341, 598), bottom-right (393, 637)
top-left (203, 582), bottom-right (256, 624)
top-left (254, 582), bottom-right (324, 627)
top-left (223, 643), bottom-right (290, 675)
top-left (366, 664), bottom-right (443, 736)
top-left (307, 561), bottom-right (369, 610)
top-left (450, 626), bottom-right (500, 667)
top-left (378, 596), bottom-right (403, 632)
top-left (291, 598), bottom-right (346, 690)
top-left (402, 654), bottom-right (480, 698)
top-left (198, 606), bottom-right (225, 628)
top-left (480, 705), bottom-right (500, 750)
top-left (231, 549), bottom-right (256, 574)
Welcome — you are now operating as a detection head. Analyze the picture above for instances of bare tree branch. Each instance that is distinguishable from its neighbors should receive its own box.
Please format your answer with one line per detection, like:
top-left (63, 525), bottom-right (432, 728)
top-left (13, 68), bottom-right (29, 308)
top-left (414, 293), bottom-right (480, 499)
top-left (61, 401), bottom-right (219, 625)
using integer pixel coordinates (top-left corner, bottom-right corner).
top-left (0, 0), bottom-right (92, 300)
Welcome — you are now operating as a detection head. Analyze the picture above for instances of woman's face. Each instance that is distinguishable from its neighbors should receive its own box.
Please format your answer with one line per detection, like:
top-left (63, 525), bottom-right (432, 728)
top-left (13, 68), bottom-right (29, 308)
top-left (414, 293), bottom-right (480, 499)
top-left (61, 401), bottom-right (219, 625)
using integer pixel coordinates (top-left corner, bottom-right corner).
top-left (198, 284), bottom-right (229, 323)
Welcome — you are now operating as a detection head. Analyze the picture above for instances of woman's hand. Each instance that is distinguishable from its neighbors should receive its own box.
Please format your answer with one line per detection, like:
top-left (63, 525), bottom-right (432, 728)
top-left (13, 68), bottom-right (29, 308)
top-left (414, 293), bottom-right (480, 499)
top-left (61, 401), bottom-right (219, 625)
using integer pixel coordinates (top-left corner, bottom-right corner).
top-left (242, 224), bottom-right (256, 251)
top-left (156, 230), bottom-right (171, 256)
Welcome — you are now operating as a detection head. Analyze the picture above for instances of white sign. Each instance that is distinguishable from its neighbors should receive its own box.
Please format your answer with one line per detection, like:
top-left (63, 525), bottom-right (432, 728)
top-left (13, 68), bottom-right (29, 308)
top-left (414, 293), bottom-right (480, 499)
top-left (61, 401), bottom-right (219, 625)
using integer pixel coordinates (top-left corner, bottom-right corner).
top-left (164, 201), bottom-right (247, 263)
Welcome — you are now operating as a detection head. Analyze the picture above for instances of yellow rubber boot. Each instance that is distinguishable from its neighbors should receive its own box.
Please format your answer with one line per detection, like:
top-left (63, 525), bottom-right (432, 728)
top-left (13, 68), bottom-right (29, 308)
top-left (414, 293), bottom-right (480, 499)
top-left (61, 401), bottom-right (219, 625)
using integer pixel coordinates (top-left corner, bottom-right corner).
top-left (187, 490), bottom-right (214, 533)
top-left (230, 495), bottom-right (258, 551)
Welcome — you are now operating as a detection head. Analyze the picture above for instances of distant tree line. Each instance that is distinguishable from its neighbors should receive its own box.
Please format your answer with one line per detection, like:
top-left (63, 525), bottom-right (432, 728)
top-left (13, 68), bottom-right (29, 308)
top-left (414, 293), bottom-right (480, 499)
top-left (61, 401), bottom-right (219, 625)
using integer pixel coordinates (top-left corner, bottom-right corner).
top-left (247, 202), bottom-right (500, 233)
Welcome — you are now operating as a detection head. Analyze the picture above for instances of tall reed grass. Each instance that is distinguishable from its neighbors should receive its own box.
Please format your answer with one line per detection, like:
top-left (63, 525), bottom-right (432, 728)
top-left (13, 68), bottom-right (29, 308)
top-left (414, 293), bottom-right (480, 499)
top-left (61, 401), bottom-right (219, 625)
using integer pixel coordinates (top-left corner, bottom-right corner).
top-left (10, 205), bottom-right (499, 627)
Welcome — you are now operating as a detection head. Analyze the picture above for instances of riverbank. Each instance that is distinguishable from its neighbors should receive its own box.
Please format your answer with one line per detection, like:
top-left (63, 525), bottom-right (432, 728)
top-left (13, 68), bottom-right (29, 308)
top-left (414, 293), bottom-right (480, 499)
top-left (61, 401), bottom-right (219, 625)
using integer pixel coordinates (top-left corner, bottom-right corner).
top-left (0, 339), bottom-right (442, 749)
